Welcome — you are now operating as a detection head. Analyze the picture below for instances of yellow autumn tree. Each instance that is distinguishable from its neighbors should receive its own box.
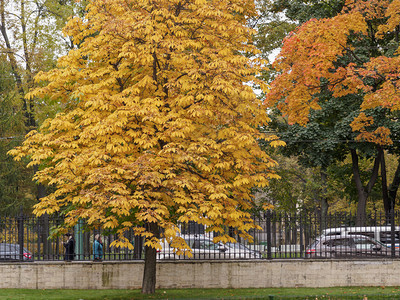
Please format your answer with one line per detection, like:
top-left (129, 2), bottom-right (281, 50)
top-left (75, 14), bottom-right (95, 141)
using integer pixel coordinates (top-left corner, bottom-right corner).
top-left (9, 0), bottom-right (279, 293)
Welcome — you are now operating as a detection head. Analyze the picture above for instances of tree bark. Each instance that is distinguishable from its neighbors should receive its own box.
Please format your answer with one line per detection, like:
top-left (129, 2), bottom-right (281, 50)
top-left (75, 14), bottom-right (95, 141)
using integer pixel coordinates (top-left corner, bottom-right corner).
top-left (141, 222), bottom-right (159, 294)
top-left (383, 156), bottom-right (400, 222)
top-left (351, 149), bottom-right (381, 226)
top-left (381, 151), bottom-right (391, 222)
top-left (388, 159), bottom-right (400, 208)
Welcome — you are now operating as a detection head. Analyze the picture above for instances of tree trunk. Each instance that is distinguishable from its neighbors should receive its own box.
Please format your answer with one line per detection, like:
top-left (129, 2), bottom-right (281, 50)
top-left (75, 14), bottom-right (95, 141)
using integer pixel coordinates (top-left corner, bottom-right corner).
top-left (355, 190), bottom-right (368, 226)
top-left (141, 222), bottom-right (159, 294)
top-left (381, 152), bottom-right (391, 222)
top-left (388, 160), bottom-right (400, 208)
top-left (351, 149), bottom-right (381, 226)
top-left (383, 156), bottom-right (400, 222)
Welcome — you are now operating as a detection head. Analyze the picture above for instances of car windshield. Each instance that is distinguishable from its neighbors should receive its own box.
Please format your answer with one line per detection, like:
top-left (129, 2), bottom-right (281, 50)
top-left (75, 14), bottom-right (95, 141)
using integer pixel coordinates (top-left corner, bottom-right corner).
top-left (189, 239), bottom-right (221, 250)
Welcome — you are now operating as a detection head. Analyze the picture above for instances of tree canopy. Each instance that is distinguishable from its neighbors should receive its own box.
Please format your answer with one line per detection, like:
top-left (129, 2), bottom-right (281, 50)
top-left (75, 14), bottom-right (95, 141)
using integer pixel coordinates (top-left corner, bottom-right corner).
top-left (266, 0), bottom-right (400, 139)
top-left (9, 0), bottom-right (280, 293)
top-left (265, 0), bottom-right (400, 223)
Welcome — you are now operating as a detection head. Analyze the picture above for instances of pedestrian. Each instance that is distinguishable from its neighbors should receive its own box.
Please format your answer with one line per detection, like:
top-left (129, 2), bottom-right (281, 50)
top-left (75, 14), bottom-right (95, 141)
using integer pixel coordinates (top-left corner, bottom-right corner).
top-left (63, 233), bottom-right (75, 261)
top-left (93, 234), bottom-right (103, 261)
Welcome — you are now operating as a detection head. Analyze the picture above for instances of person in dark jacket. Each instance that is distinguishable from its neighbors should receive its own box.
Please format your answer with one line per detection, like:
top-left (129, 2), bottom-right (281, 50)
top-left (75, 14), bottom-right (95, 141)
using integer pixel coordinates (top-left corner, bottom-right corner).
top-left (63, 233), bottom-right (75, 261)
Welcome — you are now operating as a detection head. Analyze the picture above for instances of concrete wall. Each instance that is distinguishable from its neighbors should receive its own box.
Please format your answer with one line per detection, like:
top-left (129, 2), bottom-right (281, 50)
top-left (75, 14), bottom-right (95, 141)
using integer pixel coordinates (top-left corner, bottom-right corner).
top-left (1, 260), bottom-right (400, 289)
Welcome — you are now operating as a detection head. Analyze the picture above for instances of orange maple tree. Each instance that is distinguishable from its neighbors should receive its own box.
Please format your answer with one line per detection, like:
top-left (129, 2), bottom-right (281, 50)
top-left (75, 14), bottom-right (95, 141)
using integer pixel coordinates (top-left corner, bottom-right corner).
top-left (266, 0), bottom-right (400, 224)
top-left (9, 0), bottom-right (279, 293)
top-left (267, 0), bottom-right (400, 143)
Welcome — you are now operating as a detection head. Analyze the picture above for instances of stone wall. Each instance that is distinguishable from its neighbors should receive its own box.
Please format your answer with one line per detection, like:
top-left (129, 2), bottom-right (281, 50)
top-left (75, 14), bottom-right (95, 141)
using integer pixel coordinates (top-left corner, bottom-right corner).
top-left (0, 260), bottom-right (399, 289)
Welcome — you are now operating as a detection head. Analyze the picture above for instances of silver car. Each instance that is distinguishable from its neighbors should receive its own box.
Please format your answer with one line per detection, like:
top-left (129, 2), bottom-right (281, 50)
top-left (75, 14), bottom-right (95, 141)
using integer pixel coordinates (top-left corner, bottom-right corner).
top-left (158, 235), bottom-right (261, 259)
top-left (305, 234), bottom-right (396, 258)
top-left (0, 243), bottom-right (33, 261)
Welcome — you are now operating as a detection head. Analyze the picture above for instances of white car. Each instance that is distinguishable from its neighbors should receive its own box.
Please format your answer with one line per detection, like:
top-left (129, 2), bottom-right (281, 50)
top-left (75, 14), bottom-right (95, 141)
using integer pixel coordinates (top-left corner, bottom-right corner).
top-left (158, 235), bottom-right (261, 260)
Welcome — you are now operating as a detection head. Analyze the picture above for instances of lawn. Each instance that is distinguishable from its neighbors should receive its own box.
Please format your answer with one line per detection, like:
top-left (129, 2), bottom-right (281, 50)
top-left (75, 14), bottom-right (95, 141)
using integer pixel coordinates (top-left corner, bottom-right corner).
top-left (2, 287), bottom-right (400, 299)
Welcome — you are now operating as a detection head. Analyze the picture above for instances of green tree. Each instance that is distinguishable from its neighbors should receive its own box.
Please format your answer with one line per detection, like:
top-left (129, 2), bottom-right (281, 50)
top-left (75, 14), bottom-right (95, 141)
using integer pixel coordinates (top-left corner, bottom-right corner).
top-left (0, 0), bottom-right (87, 211)
top-left (261, 155), bottom-right (323, 213)
top-left (0, 57), bottom-right (35, 214)
top-left (0, 0), bottom-right (79, 125)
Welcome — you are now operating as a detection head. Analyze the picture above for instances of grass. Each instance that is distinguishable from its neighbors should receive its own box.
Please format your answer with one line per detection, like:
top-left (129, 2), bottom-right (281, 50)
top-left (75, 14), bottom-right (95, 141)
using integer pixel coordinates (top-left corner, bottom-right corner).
top-left (1, 287), bottom-right (400, 299)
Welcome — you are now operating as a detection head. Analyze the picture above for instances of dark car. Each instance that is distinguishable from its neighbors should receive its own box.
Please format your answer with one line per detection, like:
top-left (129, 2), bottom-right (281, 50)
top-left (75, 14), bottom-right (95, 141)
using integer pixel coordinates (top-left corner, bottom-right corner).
top-left (305, 234), bottom-right (396, 258)
top-left (0, 243), bottom-right (33, 261)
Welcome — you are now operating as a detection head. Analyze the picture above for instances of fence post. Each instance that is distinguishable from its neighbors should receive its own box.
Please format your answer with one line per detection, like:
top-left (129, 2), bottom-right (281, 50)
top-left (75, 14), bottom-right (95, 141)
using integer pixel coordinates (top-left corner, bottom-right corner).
top-left (266, 210), bottom-right (272, 260)
top-left (42, 214), bottom-right (50, 259)
top-left (391, 207), bottom-right (395, 257)
top-left (299, 212), bottom-right (304, 257)
top-left (74, 219), bottom-right (84, 260)
top-left (134, 235), bottom-right (143, 259)
top-left (17, 210), bottom-right (24, 261)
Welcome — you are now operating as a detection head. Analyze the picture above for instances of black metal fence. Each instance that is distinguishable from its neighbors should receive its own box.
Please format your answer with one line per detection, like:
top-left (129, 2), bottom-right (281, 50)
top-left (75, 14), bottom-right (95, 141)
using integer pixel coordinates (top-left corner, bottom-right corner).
top-left (0, 215), bottom-right (143, 262)
top-left (1, 209), bottom-right (400, 261)
top-left (254, 209), bottom-right (400, 259)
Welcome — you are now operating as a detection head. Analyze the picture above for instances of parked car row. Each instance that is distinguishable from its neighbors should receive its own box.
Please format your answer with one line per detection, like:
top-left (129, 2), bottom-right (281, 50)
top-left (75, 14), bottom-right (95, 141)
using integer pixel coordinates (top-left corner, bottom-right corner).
top-left (161, 230), bottom-right (400, 260)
